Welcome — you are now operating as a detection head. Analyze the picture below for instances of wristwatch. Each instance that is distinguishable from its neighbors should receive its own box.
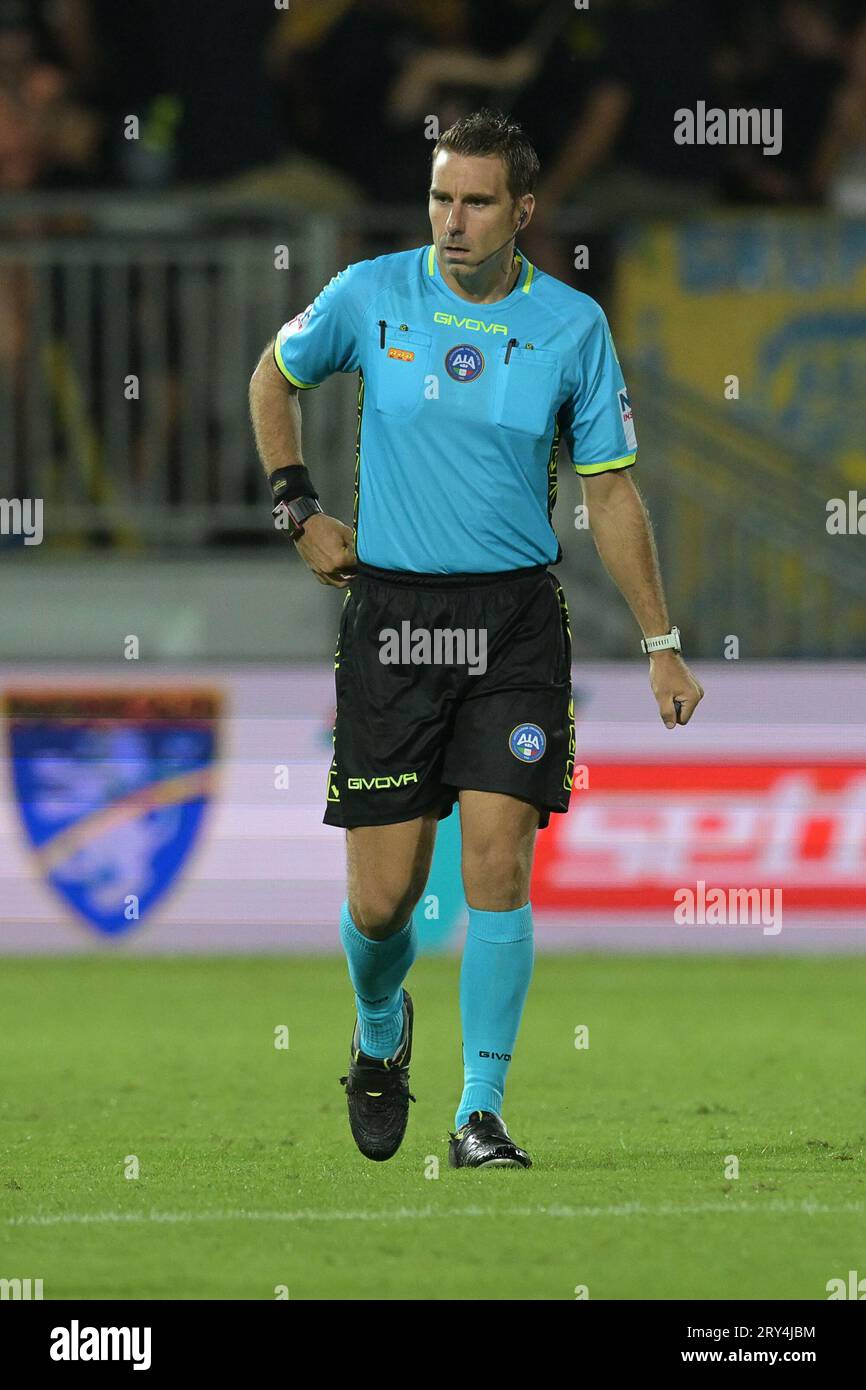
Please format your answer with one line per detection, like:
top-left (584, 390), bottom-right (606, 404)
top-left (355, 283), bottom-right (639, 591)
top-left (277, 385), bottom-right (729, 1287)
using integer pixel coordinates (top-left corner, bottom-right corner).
top-left (272, 495), bottom-right (323, 541)
top-left (640, 626), bottom-right (681, 655)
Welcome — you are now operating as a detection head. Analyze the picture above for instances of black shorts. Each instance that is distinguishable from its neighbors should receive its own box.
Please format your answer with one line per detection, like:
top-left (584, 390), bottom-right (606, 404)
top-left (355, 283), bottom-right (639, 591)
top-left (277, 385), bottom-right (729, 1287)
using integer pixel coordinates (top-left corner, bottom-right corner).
top-left (322, 561), bottom-right (575, 831)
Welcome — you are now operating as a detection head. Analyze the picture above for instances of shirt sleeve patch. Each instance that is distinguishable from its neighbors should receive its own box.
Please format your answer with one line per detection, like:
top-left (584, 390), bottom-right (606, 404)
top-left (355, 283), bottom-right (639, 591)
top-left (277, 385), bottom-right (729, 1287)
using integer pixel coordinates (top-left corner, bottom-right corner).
top-left (618, 388), bottom-right (637, 451)
top-left (279, 304), bottom-right (314, 343)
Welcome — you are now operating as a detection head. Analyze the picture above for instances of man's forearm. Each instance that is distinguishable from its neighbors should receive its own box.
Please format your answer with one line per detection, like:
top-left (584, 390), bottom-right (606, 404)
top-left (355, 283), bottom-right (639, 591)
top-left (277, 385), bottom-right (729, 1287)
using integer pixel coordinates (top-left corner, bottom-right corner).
top-left (249, 349), bottom-right (305, 479)
top-left (584, 473), bottom-right (671, 638)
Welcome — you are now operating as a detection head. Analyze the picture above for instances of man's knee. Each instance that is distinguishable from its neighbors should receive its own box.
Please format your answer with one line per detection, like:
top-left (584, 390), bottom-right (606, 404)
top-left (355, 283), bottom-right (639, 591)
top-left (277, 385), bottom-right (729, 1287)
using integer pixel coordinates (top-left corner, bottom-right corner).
top-left (346, 816), bottom-right (438, 941)
top-left (348, 895), bottom-right (419, 939)
top-left (462, 839), bottom-right (534, 909)
top-left (348, 883), bottom-right (424, 941)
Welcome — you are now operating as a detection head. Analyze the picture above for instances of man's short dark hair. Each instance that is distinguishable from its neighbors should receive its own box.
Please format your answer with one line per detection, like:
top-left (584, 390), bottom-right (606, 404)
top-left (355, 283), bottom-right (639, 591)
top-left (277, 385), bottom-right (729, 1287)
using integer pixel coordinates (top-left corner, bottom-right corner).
top-left (432, 108), bottom-right (540, 201)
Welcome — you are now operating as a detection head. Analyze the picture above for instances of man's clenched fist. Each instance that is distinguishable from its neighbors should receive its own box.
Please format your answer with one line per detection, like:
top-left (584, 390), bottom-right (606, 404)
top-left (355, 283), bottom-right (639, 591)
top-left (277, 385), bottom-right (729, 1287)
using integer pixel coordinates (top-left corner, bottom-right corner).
top-left (294, 513), bottom-right (357, 588)
top-left (649, 651), bottom-right (704, 728)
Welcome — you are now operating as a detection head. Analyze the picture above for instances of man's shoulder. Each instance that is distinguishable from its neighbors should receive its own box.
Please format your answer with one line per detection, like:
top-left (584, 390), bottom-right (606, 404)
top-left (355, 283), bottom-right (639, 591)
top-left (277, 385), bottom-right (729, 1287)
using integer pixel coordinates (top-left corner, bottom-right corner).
top-left (528, 264), bottom-right (609, 340)
top-left (328, 246), bottom-right (427, 298)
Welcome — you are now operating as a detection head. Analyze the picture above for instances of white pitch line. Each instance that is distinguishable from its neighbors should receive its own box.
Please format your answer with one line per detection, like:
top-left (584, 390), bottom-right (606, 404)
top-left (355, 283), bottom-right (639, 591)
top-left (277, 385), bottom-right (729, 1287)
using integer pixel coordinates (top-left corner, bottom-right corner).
top-left (5, 1199), bottom-right (865, 1229)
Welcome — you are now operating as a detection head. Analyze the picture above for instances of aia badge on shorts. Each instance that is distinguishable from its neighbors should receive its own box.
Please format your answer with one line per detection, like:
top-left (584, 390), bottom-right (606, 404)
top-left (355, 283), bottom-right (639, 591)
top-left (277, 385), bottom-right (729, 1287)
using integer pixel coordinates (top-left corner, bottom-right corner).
top-left (509, 723), bottom-right (546, 762)
top-left (445, 344), bottom-right (484, 381)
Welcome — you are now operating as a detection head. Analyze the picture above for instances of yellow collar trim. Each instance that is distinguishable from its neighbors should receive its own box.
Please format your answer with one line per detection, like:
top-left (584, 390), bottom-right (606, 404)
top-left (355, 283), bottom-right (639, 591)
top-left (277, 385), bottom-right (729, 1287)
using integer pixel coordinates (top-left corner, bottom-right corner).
top-left (427, 246), bottom-right (535, 293)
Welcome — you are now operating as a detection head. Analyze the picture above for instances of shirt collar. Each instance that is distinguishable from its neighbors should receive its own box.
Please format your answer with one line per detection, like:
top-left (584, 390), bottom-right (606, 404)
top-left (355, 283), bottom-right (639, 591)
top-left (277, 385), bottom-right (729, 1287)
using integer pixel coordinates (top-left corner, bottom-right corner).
top-left (425, 245), bottom-right (535, 306)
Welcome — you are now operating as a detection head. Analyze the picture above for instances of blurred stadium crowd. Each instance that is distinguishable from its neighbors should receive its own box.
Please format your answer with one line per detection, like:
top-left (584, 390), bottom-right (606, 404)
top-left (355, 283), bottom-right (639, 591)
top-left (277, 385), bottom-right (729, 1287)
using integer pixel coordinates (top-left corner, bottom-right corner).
top-left (3, 0), bottom-right (866, 215)
top-left (2, 0), bottom-right (864, 663)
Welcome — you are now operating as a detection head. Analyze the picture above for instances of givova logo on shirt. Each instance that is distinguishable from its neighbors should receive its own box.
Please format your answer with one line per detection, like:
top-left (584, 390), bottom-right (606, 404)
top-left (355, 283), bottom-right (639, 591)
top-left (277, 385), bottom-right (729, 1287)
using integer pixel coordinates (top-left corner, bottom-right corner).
top-left (434, 312), bottom-right (508, 335)
top-left (509, 723), bottom-right (546, 762)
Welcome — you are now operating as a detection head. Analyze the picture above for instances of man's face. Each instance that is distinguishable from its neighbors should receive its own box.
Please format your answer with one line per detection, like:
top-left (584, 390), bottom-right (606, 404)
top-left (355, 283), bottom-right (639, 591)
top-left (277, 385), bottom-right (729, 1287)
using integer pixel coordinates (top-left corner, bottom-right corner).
top-left (428, 150), bottom-right (532, 285)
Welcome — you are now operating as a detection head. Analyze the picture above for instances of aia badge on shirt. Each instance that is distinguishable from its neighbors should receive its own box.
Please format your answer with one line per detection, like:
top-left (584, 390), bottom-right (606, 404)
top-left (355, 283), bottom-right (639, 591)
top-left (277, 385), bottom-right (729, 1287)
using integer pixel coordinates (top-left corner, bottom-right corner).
top-left (509, 723), bottom-right (546, 763)
top-left (618, 388), bottom-right (637, 450)
top-left (445, 344), bottom-right (484, 381)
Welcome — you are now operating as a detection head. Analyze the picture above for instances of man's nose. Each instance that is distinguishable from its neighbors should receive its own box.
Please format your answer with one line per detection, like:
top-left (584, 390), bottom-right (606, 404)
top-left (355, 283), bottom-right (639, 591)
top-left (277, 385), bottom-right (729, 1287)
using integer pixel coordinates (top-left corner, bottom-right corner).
top-left (445, 204), bottom-right (464, 233)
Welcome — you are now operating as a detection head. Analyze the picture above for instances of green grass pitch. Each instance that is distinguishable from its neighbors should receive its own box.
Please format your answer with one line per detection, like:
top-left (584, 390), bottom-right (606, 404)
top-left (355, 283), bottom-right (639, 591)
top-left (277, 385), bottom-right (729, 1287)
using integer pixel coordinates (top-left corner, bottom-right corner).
top-left (2, 953), bottom-right (864, 1300)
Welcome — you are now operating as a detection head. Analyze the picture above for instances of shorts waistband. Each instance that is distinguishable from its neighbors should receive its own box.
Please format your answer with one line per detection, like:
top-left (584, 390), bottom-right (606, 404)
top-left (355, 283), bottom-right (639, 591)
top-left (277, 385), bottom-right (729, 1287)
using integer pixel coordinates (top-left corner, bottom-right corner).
top-left (354, 561), bottom-right (549, 589)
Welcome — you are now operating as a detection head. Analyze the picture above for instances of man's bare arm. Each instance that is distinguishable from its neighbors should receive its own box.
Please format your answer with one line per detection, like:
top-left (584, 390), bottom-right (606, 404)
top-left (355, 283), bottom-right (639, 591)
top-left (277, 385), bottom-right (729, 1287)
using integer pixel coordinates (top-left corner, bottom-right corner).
top-left (248, 343), bottom-right (357, 587)
top-left (249, 343), bottom-right (305, 476)
top-left (581, 468), bottom-right (704, 726)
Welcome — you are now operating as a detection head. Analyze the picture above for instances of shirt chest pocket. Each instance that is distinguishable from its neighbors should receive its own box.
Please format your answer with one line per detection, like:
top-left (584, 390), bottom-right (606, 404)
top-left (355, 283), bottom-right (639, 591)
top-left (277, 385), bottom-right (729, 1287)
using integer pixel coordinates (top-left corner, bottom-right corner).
top-left (371, 323), bottom-right (433, 417)
top-left (492, 345), bottom-right (560, 438)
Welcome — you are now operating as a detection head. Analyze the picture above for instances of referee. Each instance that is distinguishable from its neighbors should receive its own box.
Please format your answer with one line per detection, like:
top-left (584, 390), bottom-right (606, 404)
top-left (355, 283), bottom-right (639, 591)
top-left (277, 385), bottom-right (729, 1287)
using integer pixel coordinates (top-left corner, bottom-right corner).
top-left (249, 110), bottom-right (703, 1169)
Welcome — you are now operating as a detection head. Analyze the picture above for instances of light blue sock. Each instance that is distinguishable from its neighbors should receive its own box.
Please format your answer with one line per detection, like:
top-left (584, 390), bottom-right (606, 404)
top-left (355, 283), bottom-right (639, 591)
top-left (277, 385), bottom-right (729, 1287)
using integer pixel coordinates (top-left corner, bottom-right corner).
top-left (339, 900), bottom-right (417, 1058)
top-left (455, 901), bottom-right (534, 1129)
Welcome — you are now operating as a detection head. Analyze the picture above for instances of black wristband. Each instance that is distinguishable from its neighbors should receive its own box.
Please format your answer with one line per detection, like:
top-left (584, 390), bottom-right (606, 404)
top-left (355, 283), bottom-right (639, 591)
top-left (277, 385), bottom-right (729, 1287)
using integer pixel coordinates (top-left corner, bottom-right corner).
top-left (269, 465), bottom-right (319, 505)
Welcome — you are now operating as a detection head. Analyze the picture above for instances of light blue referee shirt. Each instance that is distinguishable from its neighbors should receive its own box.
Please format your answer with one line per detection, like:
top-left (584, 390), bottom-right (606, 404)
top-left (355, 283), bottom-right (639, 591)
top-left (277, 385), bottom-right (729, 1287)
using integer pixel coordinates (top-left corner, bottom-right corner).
top-left (274, 246), bottom-right (637, 574)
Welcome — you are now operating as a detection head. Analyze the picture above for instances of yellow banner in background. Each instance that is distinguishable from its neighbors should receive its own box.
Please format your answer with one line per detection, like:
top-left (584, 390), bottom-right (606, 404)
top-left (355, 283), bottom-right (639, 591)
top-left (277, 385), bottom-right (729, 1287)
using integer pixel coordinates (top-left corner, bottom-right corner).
top-left (615, 216), bottom-right (866, 483)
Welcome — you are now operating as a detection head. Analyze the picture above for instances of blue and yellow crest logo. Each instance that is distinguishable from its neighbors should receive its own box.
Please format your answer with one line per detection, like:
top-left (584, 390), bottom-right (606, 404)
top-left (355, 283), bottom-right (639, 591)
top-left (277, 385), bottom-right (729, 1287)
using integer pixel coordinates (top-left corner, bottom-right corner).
top-left (5, 688), bottom-right (221, 936)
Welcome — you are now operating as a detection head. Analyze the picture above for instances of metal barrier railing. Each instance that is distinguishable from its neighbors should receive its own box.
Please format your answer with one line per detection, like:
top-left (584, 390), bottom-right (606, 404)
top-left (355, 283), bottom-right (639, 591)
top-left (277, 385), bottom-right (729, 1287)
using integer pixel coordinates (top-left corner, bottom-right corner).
top-left (0, 216), bottom-right (354, 546)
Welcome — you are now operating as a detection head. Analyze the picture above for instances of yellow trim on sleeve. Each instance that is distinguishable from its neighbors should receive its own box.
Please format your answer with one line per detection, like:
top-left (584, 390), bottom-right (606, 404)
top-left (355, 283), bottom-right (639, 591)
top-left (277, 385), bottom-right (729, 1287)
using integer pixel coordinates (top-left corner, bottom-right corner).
top-left (427, 245), bottom-right (436, 276)
top-left (272, 338), bottom-right (318, 389)
top-left (573, 452), bottom-right (636, 475)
